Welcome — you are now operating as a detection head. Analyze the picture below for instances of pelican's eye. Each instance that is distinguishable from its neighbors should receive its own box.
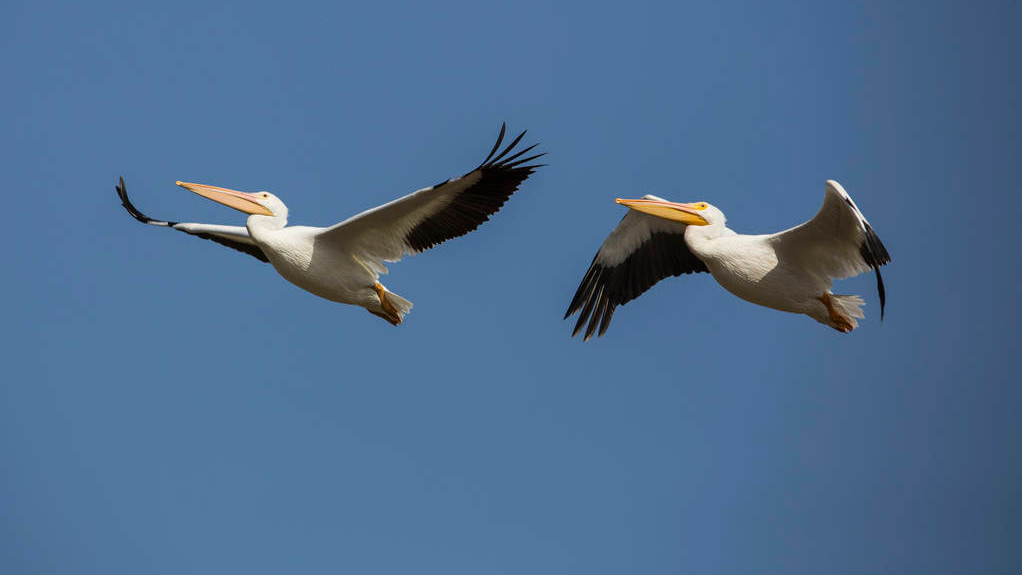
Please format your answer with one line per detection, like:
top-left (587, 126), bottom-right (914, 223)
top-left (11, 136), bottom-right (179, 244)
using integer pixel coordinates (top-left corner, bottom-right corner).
top-left (261, 193), bottom-right (270, 199)
top-left (693, 202), bottom-right (708, 210)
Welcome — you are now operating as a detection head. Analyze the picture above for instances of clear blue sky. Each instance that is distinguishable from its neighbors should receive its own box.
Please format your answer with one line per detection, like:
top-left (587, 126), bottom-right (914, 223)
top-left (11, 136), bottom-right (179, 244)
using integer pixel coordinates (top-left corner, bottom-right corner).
top-left (2, 1), bottom-right (1019, 573)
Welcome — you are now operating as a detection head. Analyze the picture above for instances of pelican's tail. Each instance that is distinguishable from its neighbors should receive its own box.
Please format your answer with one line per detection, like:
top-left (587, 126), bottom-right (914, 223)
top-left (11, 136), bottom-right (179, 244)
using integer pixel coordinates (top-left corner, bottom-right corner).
top-left (384, 289), bottom-right (413, 320)
top-left (828, 294), bottom-right (865, 331)
top-left (368, 282), bottom-right (414, 326)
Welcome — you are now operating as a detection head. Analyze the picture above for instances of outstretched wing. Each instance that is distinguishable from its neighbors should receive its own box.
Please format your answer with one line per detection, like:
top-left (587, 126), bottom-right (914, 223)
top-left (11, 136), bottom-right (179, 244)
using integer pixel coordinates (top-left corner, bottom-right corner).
top-left (116, 177), bottom-right (269, 263)
top-left (314, 124), bottom-right (544, 274)
top-left (565, 197), bottom-right (709, 340)
top-left (770, 180), bottom-right (891, 317)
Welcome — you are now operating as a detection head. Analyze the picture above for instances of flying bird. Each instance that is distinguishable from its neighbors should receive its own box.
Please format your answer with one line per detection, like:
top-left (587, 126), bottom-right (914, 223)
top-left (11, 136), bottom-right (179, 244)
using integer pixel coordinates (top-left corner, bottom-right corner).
top-left (565, 180), bottom-right (891, 339)
top-left (117, 124), bottom-right (543, 325)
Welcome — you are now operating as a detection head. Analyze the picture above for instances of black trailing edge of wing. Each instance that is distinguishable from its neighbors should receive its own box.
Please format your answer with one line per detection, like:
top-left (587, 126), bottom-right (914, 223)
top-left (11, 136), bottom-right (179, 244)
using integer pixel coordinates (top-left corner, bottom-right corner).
top-left (404, 123), bottom-right (545, 253)
top-left (189, 231), bottom-right (270, 262)
top-left (115, 176), bottom-right (270, 263)
top-left (565, 228), bottom-right (708, 340)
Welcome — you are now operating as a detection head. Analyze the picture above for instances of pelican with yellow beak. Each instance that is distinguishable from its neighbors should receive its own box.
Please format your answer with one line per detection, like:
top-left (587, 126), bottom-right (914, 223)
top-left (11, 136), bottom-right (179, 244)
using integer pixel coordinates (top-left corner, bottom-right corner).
top-left (117, 124), bottom-right (543, 325)
top-left (564, 180), bottom-right (891, 339)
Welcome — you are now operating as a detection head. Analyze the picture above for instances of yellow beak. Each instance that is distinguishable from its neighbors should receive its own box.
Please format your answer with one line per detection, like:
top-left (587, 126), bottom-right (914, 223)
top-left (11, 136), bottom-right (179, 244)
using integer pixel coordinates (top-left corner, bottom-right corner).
top-left (615, 198), bottom-right (709, 226)
top-left (175, 181), bottom-right (274, 216)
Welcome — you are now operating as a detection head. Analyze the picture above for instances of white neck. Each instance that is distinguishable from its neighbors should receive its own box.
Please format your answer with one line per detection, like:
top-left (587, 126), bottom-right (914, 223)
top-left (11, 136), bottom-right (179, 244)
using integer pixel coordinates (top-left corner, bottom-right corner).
top-left (246, 212), bottom-right (288, 239)
top-left (684, 222), bottom-right (730, 261)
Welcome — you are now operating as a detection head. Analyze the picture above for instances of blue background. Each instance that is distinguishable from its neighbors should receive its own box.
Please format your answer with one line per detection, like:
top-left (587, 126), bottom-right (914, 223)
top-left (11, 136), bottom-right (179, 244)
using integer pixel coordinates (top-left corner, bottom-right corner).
top-left (3, 1), bottom-right (1019, 573)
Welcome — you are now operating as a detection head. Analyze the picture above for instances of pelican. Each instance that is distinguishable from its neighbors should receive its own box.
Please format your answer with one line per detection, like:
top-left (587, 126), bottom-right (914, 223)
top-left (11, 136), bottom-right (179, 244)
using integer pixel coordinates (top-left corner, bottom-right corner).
top-left (565, 180), bottom-right (891, 339)
top-left (117, 124), bottom-right (543, 325)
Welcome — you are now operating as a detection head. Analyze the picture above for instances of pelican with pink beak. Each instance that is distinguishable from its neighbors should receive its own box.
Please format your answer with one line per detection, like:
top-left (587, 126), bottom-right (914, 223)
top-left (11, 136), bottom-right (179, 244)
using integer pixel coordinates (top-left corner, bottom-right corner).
top-left (117, 124), bottom-right (543, 325)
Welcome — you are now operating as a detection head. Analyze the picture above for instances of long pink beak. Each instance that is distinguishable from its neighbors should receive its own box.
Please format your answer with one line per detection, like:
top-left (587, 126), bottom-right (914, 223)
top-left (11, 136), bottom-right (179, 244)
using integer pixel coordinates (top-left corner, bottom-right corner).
top-left (176, 181), bottom-right (274, 216)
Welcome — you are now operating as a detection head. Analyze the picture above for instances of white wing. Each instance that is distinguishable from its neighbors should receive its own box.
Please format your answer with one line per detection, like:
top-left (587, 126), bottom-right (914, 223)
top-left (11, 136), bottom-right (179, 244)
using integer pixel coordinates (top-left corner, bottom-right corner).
top-left (315, 124), bottom-right (543, 274)
top-left (116, 178), bottom-right (269, 262)
top-left (564, 196), bottom-right (710, 340)
top-left (770, 180), bottom-right (891, 316)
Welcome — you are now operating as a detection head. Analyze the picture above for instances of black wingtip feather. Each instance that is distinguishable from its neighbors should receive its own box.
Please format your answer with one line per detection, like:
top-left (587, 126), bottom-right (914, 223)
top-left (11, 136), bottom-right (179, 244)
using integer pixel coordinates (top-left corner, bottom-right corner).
top-left (572, 282), bottom-right (602, 337)
top-left (503, 153), bottom-right (546, 169)
top-left (565, 228), bottom-right (709, 340)
top-left (479, 123), bottom-right (507, 165)
top-left (403, 124), bottom-right (544, 254)
top-left (487, 130), bottom-right (527, 165)
top-left (597, 304), bottom-right (616, 338)
top-left (564, 256), bottom-right (600, 319)
top-left (572, 279), bottom-right (600, 337)
top-left (496, 142), bottom-right (539, 165)
top-left (116, 176), bottom-right (178, 226)
top-left (875, 265), bottom-right (886, 321)
top-left (858, 222), bottom-right (891, 322)
top-left (585, 296), bottom-right (610, 340)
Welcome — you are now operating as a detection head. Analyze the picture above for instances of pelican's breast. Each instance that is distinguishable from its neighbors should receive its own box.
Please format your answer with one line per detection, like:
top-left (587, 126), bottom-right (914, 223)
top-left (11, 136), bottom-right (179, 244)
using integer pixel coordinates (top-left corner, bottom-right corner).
top-left (253, 227), bottom-right (367, 304)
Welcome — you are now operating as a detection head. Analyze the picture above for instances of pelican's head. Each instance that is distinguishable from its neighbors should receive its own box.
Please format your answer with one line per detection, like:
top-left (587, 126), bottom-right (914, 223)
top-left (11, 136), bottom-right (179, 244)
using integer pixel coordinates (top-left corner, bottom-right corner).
top-left (175, 181), bottom-right (289, 224)
top-left (615, 195), bottom-right (726, 226)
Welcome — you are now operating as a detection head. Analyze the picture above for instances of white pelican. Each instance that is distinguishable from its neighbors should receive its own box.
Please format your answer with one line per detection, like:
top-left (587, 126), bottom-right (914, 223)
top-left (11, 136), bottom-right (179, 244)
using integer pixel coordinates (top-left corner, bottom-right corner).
top-left (117, 124), bottom-right (543, 325)
top-left (565, 180), bottom-right (891, 339)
